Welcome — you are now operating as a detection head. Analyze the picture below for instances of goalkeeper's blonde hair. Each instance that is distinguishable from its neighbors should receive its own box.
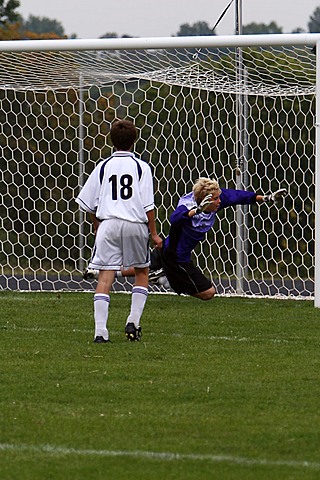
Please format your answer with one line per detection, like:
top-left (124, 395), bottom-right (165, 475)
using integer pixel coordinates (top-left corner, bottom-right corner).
top-left (193, 177), bottom-right (221, 204)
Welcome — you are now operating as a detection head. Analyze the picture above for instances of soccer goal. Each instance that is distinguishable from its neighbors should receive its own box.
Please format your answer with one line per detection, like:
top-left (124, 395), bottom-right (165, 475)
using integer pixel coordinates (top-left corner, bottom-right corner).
top-left (1, 34), bottom-right (320, 304)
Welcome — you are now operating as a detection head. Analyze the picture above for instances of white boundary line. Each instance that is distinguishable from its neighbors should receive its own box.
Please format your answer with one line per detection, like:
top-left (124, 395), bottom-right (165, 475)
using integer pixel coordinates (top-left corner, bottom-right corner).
top-left (0, 443), bottom-right (319, 470)
top-left (2, 325), bottom-right (293, 343)
top-left (2, 290), bottom-right (314, 301)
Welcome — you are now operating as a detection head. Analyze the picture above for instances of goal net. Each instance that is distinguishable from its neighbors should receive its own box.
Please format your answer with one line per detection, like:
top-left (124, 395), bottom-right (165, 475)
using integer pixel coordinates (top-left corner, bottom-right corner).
top-left (0, 35), bottom-right (317, 298)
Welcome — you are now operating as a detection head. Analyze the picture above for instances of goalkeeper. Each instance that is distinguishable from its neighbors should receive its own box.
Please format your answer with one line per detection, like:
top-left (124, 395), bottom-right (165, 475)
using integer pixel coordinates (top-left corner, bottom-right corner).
top-left (85, 178), bottom-right (286, 300)
top-left (141, 177), bottom-right (286, 299)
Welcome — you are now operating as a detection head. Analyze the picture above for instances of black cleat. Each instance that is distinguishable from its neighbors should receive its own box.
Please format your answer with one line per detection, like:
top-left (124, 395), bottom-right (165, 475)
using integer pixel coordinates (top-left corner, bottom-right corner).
top-left (148, 268), bottom-right (165, 284)
top-left (83, 268), bottom-right (99, 280)
top-left (94, 336), bottom-right (111, 343)
top-left (125, 322), bottom-right (142, 342)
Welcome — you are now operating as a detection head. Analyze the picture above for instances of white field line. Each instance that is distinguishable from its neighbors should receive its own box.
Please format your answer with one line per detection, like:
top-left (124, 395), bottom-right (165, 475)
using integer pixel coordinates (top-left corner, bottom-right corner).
top-left (2, 325), bottom-right (294, 343)
top-left (0, 443), bottom-right (319, 470)
top-left (2, 326), bottom-right (92, 334)
top-left (7, 291), bottom-right (314, 301)
top-left (1, 325), bottom-right (292, 343)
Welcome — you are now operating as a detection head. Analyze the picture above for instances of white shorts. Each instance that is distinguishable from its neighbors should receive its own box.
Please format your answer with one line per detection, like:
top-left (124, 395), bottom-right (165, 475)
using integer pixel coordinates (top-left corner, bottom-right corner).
top-left (88, 218), bottom-right (150, 270)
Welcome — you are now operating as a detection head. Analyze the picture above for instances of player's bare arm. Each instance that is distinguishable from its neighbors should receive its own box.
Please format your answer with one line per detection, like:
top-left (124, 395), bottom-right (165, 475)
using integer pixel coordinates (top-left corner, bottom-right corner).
top-left (146, 209), bottom-right (162, 250)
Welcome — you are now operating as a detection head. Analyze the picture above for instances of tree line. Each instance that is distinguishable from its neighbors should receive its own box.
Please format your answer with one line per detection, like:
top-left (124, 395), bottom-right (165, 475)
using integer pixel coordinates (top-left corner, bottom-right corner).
top-left (2, 0), bottom-right (320, 40)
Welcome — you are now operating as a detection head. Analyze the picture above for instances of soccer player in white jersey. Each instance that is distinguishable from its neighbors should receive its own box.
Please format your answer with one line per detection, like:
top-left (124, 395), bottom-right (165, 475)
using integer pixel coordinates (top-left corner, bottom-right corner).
top-left (76, 119), bottom-right (162, 343)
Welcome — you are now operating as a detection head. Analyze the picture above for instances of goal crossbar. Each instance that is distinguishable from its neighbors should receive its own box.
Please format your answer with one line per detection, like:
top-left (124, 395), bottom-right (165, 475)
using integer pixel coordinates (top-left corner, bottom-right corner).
top-left (0, 33), bottom-right (320, 53)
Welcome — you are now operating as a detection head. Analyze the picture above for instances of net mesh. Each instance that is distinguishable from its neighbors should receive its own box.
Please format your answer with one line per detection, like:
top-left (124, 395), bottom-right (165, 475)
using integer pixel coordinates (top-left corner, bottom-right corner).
top-left (0, 42), bottom-right (316, 297)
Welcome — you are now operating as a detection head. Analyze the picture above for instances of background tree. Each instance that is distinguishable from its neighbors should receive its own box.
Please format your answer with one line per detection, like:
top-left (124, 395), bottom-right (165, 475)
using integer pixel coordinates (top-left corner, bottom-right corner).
top-left (99, 32), bottom-right (133, 38)
top-left (308, 7), bottom-right (320, 32)
top-left (0, 0), bottom-right (20, 26)
top-left (291, 27), bottom-right (305, 33)
top-left (100, 32), bottom-right (118, 38)
top-left (21, 14), bottom-right (64, 36)
top-left (0, 22), bottom-right (65, 39)
top-left (176, 21), bottom-right (215, 36)
top-left (242, 21), bottom-right (282, 34)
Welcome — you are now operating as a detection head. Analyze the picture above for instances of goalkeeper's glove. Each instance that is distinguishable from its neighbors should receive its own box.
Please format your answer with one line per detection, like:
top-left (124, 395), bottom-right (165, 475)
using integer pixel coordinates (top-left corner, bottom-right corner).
top-left (194, 194), bottom-right (213, 214)
top-left (263, 188), bottom-right (287, 204)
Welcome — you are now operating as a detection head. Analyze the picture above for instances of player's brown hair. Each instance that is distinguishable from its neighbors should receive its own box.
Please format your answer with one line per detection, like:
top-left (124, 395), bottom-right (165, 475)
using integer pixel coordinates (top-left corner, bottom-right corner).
top-left (192, 177), bottom-right (221, 203)
top-left (110, 119), bottom-right (137, 150)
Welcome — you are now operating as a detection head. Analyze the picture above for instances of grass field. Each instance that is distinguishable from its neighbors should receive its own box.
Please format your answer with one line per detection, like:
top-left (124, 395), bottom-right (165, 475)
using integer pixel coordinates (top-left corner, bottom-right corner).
top-left (1, 291), bottom-right (320, 480)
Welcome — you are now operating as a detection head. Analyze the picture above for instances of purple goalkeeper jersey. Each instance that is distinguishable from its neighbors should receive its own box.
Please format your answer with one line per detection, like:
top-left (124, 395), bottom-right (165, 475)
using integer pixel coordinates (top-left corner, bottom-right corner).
top-left (163, 188), bottom-right (257, 263)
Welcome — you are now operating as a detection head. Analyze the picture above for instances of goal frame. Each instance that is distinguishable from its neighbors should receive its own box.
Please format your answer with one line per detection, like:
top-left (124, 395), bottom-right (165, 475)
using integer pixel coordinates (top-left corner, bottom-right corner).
top-left (1, 33), bottom-right (320, 306)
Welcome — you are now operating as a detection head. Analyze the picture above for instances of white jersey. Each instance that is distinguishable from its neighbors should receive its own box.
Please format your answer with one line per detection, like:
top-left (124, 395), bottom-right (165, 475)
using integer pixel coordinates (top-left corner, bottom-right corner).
top-left (76, 151), bottom-right (154, 223)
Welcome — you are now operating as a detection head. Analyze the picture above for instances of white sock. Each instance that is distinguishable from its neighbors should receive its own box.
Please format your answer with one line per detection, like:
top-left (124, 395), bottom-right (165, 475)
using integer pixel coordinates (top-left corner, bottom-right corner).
top-left (94, 293), bottom-right (110, 339)
top-left (126, 286), bottom-right (148, 328)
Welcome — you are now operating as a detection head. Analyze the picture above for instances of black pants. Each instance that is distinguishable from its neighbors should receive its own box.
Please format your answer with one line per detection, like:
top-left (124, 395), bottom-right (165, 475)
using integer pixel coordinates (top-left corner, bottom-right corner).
top-left (150, 248), bottom-right (212, 295)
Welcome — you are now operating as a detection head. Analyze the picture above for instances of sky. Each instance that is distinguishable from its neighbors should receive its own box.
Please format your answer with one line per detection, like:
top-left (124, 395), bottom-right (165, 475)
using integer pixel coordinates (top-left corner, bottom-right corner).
top-left (19, 0), bottom-right (320, 39)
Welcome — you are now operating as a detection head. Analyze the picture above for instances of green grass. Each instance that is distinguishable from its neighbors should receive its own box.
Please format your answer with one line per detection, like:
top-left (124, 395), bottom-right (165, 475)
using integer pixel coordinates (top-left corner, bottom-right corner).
top-left (1, 291), bottom-right (320, 479)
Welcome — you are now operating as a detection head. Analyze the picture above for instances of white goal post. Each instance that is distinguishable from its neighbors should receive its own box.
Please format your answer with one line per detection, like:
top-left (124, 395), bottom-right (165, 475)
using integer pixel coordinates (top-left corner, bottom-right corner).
top-left (1, 33), bottom-right (320, 306)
